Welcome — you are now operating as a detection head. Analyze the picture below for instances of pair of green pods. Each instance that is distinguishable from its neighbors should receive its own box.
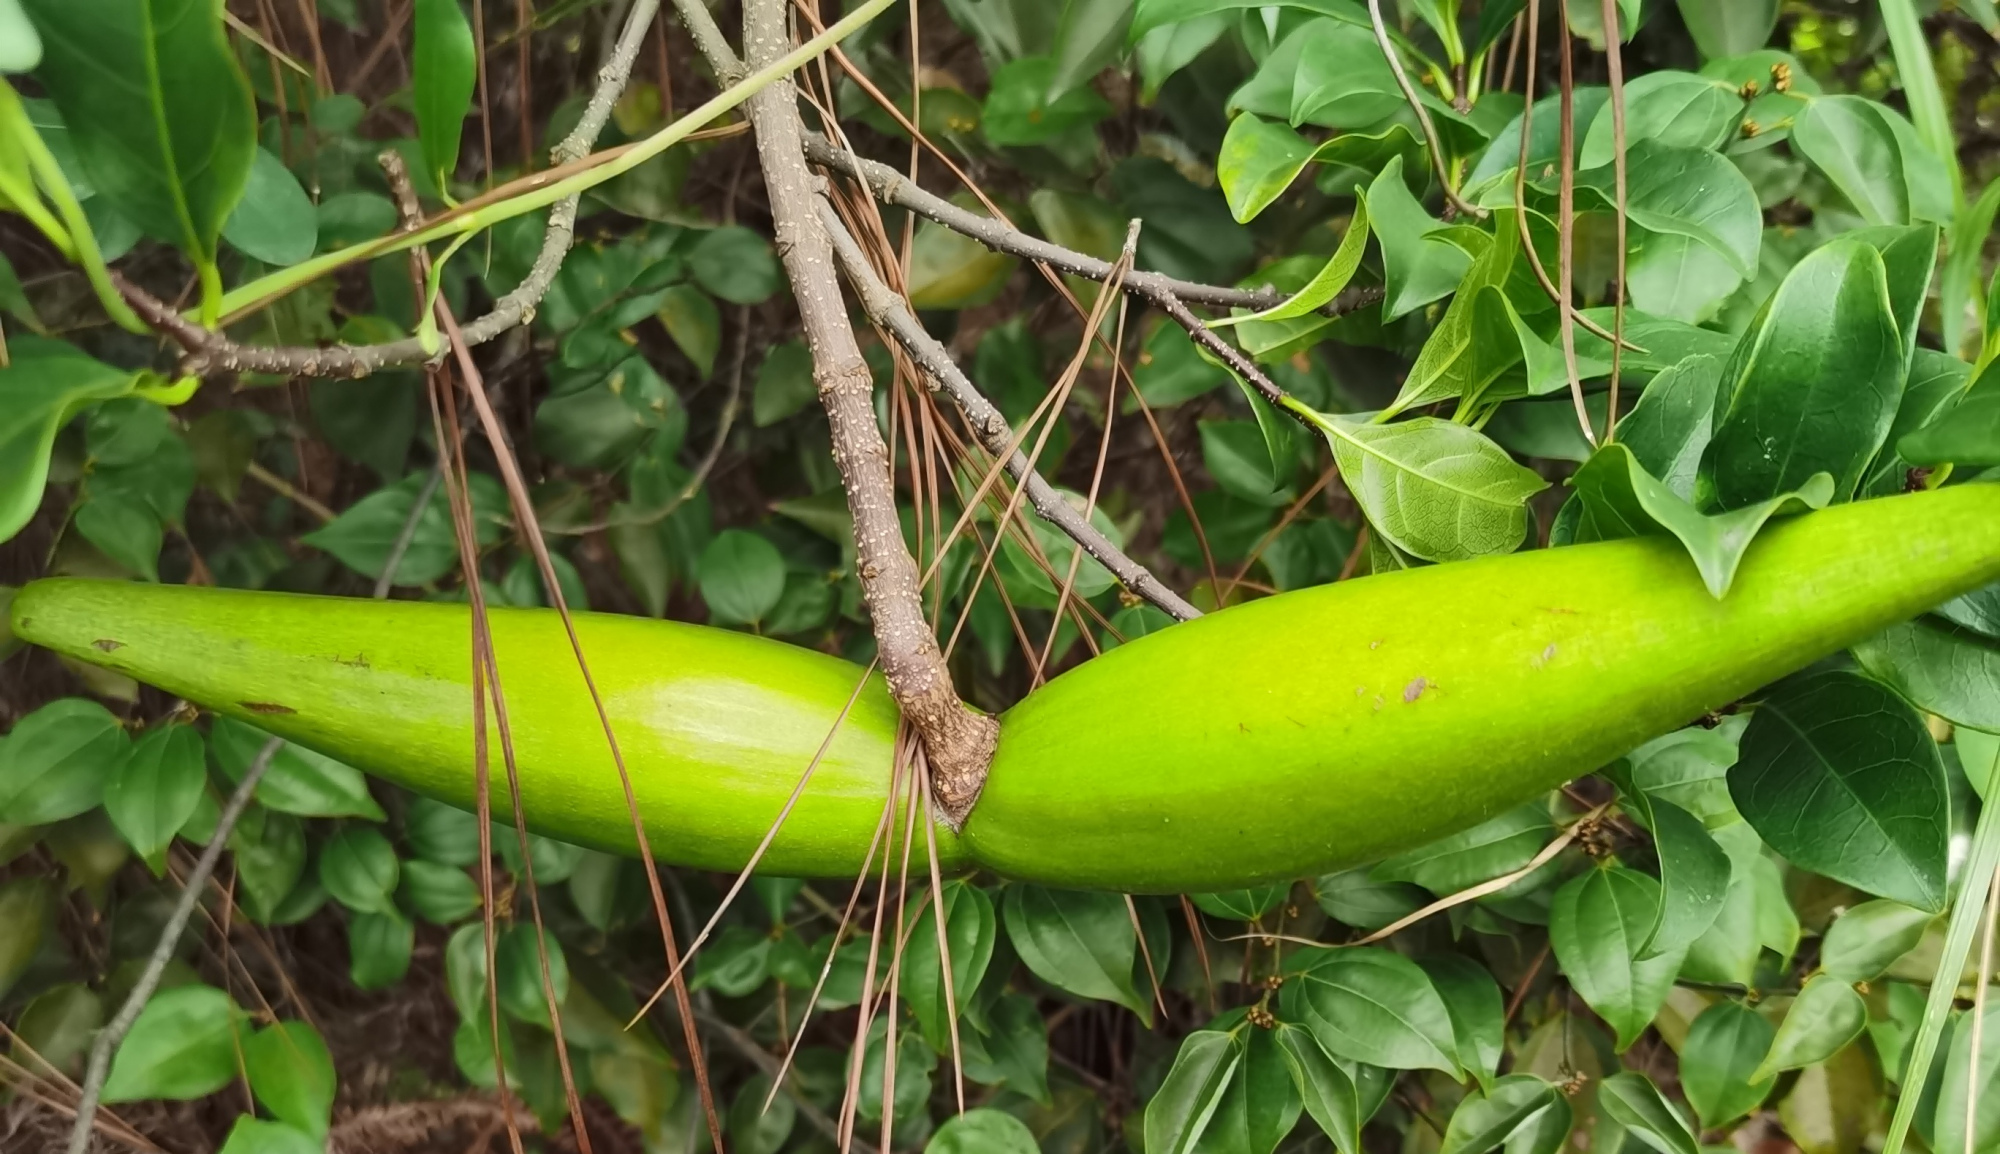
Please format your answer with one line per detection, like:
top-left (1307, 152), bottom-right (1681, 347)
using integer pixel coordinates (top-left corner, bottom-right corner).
top-left (12, 485), bottom-right (2000, 893)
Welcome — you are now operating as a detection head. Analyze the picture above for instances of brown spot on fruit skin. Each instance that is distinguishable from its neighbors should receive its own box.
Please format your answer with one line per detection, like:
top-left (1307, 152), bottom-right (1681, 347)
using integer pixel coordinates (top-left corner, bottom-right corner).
top-left (1404, 678), bottom-right (1429, 703)
top-left (92, 639), bottom-right (123, 652)
top-left (240, 702), bottom-right (297, 715)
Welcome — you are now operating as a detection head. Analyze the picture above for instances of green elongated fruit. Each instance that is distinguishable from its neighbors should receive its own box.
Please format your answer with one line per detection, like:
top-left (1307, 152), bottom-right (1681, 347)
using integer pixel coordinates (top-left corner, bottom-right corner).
top-left (11, 487), bottom-right (2000, 892)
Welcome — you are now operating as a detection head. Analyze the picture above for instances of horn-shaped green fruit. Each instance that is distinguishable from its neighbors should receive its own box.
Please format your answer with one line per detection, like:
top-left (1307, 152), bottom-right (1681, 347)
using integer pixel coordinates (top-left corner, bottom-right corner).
top-left (11, 486), bottom-right (2000, 892)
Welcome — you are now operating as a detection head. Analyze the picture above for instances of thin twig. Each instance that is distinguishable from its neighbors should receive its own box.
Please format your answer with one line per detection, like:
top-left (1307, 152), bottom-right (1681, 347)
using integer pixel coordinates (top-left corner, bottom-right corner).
top-left (1598, 0), bottom-right (1629, 444)
top-left (373, 466), bottom-right (444, 598)
top-left (1365, 0), bottom-right (1484, 219)
top-left (1553, 0), bottom-right (1595, 448)
top-left (66, 738), bottom-right (284, 1154)
top-left (242, 460), bottom-right (336, 522)
top-left (816, 199), bottom-right (1199, 621)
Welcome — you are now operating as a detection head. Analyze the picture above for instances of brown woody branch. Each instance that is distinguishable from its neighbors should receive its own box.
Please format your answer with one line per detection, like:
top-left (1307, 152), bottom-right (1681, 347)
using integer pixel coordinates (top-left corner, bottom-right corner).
top-left (800, 135), bottom-right (1384, 322)
top-left (737, 0), bottom-right (997, 825)
top-left (814, 196), bottom-right (1202, 622)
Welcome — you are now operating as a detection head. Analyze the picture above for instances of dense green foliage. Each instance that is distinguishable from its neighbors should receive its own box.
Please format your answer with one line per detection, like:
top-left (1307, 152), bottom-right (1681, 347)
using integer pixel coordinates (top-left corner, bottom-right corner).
top-left (3, 0), bottom-right (2000, 1152)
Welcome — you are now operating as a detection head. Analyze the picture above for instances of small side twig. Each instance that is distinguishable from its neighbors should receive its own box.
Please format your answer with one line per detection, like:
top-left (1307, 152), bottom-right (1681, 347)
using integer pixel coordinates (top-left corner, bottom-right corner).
top-left (66, 737), bottom-right (284, 1154)
top-left (373, 466), bottom-right (444, 598)
top-left (1364, 0), bottom-right (1484, 220)
top-left (815, 198), bottom-right (1200, 622)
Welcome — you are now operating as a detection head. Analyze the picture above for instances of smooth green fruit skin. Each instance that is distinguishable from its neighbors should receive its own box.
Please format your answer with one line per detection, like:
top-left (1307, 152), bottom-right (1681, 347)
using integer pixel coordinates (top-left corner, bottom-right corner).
top-left (12, 487), bottom-right (2000, 891)
top-left (10, 583), bottom-right (950, 877)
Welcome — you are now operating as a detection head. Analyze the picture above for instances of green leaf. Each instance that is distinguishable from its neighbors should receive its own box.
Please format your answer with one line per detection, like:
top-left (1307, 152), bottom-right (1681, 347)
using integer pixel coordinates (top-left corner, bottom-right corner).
top-left (1144, 1030), bottom-right (1239, 1154)
top-left (1698, 239), bottom-right (1904, 510)
top-left (1548, 866), bottom-right (1683, 1051)
top-left (1792, 96), bottom-right (1909, 226)
top-left (75, 490), bottom-right (162, 581)
top-left (908, 210), bottom-right (1018, 309)
top-left (318, 825), bottom-right (400, 915)
top-left (1576, 140), bottom-right (1761, 281)
top-left (102, 984), bottom-right (241, 1101)
top-left (903, 881), bottom-right (995, 1051)
top-left (1569, 442), bottom-right (1832, 597)
top-left (216, 1116), bottom-right (321, 1154)
top-left (1201, 419), bottom-right (1292, 506)
top-left (1375, 804), bottom-right (1554, 895)
top-left (1855, 617), bottom-right (2000, 733)
top-left (1215, 197), bottom-right (1368, 325)
top-left (692, 924), bottom-right (772, 996)
top-left (210, 716), bottom-right (385, 821)
top-left (0, 697), bottom-right (124, 825)
top-left (1728, 670), bottom-right (1949, 912)
top-left (1135, 12), bottom-right (1229, 104)
top-left (688, 225), bottom-right (781, 305)
top-left (0, 0), bottom-right (40, 71)
top-left (962, 992), bottom-right (1049, 1102)
top-left (1046, 0), bottom-right (1130, 102)
top-left (348, 909), bottom-right (413, 990)
top-left (1598, 1072), bottom-right (1699, 1154)
top-left (1276, 1024), bottom-right (1383, 1154)
top-left (1388, 224), bottom-right (1522, 415)
top-left (1003, 884), bottom-right (1146, 1018)
top-left (12, 983), bottom-right (102, 1076)
top-left (1314, 868), bottom-right (1428, 932)
top-left (1933, 1003), bottom-right (2000, 1154)
top-left (697, 529), bottom-right (785, 626)
top-left (1863, 350), bottom-right (1968, 496)
top-left (0, 877), bottom-right (50, 1001)
top-left (400, 859), bottom-right (479, 924)
top-left (1367, 156), bottom-right (1473, 320)
top-left (1440, 1075), bottom-right (1559, 1154)
top-left (244, 1020), bottom-right (335, 1138)
top-left (1281, 947), bottom-right (1460, 1074)
top-left (1900, 386), bottom-right (2000, 467)
top-left (1752, 974), bottom-right (1868, 1081)
top-left (1679, 1000), bottom-right (1776, 1129)
top-left (928, 1107), bottom-right (1041, 1154)
top-left (1579, 72), bottom-right (1743, 168)
top-left (104, 723), bottom-right (204, 866)
top-left (496, 922), bottom-right (568, 1026)
top-left (302, 470), bottom-right (504, 588)
top-left (752, 341), bottom-right (815, 427)
top-left (230, 804), bottom-right (305, 924)
top-left (983, 55), bottom-right (1111, 146)
top-left (1216, 112), bottom-right (1320, 223)
top-left (1674, 0), bottom-right (1778, 59)
top-left (1191, 884), bottom-right (1289, 921)
top-left (405, 795), bottom-right (481, 865)
top-left (1420, 954), bottom-right (1505, 1089)
top-left (22, 0), bottom-right (255, 266)
top-left (1819, 899), bottom-right (1935, 982)
top-left (0, 339), bottom-right (141, 543)
top-left (222, 147), bottom-right (316, 265)
top-left (1635, 795), bottom-right (1730, 957)
top-left (412, 0), bottom-right (475, 187)
top-left (726, 1074), bottom-right (796, 1154)
top-left (1299, 410), bottom-right (1547, 563)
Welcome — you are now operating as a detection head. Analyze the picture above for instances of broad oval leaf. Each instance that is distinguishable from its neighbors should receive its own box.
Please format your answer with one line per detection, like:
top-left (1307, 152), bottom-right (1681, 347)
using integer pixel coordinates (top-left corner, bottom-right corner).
top-left (1818, 898), bottom-right (1935, 982)
top-left (1727, 670), bottom-right (1949, 912)
top-left (1276, 1023), bottom-right (1385, 1154)
top-left (103, 723), bottom-right (205, 865)
top-left (904, 880), bottom-right (997, 1050)
top-left (1281, 947), bottom-right (1460, 1075)
top-left (1548, 866), bottom-right (1683, 1051)
top-left (1679, 1000), bottom-right (1776, 1130)
top-left (1598, 1071), bottom-right (1699, 1154)
top-left (1003, 884), bottom-right (1145, 1018)
top-left (1751, 973), bottom-right (1867, 1081)
top-left (1440, 1075), bottom-right (1559, 1154)
top-left (0, 696), bottom-right (124, 825)
top-left (222, 147), bottom-right (316, 266)
top-left (210, 716), bottom-right (386, 821)
top-left (216, 1116), bottom-right (321, 1154)
top-left (348, 909), bottom-right (414, 991)
top-left (244, 1020), bottom-right (336, 1138)
top-left (1793, 96), bottom-right (1909, 226)
top-left (1304, 412), bottom-right (1547, 563)
top-left (0, 339), bottom-right (140, 543)
top-left (1376, 804), bottom-right (1555, 896)
top-left (1854, 617), bottom-right (2000, 733)
top-left (928, 1107), bottom-right (1041, 1154)
top-left (102, 984), bottom-right (241, 1102)
top-left (1144, 1029), bottom-right (1239, 1154)
top-left (698, 529), bottom-right (787, 627)
top-left (1698, 239), bottom-right (1904, 510)
top-left (22, 0), bottom-right (255, 263)
top-left (318, 825), bottom-right (401, 915)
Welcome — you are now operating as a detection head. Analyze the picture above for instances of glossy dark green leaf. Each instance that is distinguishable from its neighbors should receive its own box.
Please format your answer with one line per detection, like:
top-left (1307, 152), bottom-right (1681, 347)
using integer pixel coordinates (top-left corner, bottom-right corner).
top-left (104, 723), bottom-right (204, 866)
top-left (1275, 1024), bottom-right (1374, 1154)
top-left (1144, 1029), bottom-right (1239, 1154)
top-left (1580, 72), bottom-right (1742, 168)
top-left (904, 880), bottom-right (997, 1050)
top-left (102, 984), bottom-right (241, 1101)
top-left (1570, 442), bottom-right (1832, 597)
top-left (961, 991), bottom-right (1050, 1102)
top-left (0, 339), bottom-right (140, 543)
top-left (0, 697), bottom-right (123, 825)
top-left (1440, 1075), bottom-right (1560, 1154)
top-left (1216, 113), bottom-right (1317, 223)
top-left (1855, 617), bottom-right (2000, 732)
top-left (412, 0), bottom-right (475, 187)
top-left (1679, 1000), bottom-right (1776, 1129)
top-left (928, 1107), bottom-right (1040, 1154)
top-left (1818, 899), bottom-right (1935, 982)
top-left (318, 825), bottom-right (400, 915)
top-left (1728, 670), bottom-right (1949, 911)
top-left (1862, 350), bottom-right (1969, 496)
top-left (1636, 796), bottom-right (1730, 957)
top-left (210, 717), bottom-right (385, 821)
top-left (1135, 12), bottom-right (1228, 102)
top-left (1313, 868), bottom-right (1427, 931)
top-left (1753, 974), bottom-right (1868, 1081)
top-left (301, 470), bottom-right (504, 588)
top-left (1281, 947), bottom-right (1460, 1074)
top-left (1599, 1072), bottom-right (1699, 1154)
top-left (1420, 954), bottom-right (1505, 1088)
top-left (1793, 97), bottom-right (1909, 226)
top-left (348, 910), bottom-right (413, 990)
top-left (1302, 411), bottom-right (1547, 563)
top-left (1698, 239), bottom-right (1904, 510)
top-left (1375, 804), bottom-right (1554, 896)
top-left (1900, 386), bottom-right (2000, 467)
top-left (1577, 140), bottom-right (1761, 280)
top-left (1389, 224), bottom-right (1521, 415)
top-left (222, 147), bottom-right (316, 265)
top-left (1548, 866), bottom-right (1683, 1051)
top-left (22, 0), bottom-right (254, 264)
top-left (1201, 419), bottom-right (1292, 506)
top-left (1367, 156), bottom-right (1473, 320)
top-left (244, 1020), bottom-right (335, 1138)
top-left (1003, 883), bottom-right (1145, 1017)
